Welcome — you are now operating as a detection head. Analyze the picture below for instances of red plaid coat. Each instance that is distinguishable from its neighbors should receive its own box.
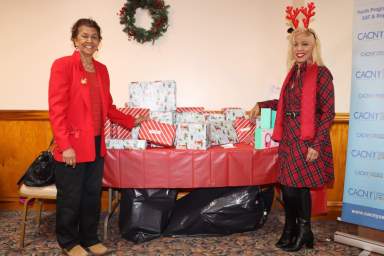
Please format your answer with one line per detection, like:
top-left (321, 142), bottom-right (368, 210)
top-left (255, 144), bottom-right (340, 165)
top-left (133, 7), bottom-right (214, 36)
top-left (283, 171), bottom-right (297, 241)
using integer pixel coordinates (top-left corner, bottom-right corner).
top-left (259, 63), bottom-right (335, 188)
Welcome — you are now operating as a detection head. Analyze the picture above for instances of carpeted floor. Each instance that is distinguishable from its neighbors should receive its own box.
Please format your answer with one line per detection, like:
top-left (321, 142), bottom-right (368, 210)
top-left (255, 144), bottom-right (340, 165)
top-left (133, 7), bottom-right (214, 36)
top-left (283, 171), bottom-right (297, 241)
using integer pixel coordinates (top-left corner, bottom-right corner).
top-left (0, 208), bottom-right (377, 256)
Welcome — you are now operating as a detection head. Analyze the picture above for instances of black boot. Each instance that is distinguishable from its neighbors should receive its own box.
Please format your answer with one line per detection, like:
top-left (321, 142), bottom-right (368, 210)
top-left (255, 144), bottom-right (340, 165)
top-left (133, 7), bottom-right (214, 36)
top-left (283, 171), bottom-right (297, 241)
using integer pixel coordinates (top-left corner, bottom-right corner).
top-left (283, 188), bottom-right (314, 252)
top-left (275, 186), bottom-right (298, 248)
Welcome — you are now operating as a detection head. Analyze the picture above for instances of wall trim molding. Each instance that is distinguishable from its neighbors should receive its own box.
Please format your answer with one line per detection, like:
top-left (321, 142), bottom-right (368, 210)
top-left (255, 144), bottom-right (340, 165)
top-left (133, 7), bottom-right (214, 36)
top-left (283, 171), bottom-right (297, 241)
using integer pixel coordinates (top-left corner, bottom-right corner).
top-left (0, 110), bottom-right (49, 121)
top-left (0, 110), bottom-right (350, 122)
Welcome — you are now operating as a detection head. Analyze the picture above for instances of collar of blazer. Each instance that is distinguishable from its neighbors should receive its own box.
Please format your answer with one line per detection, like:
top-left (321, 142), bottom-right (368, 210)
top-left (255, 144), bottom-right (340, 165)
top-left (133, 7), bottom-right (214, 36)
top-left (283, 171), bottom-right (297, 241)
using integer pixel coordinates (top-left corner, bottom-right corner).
top-left (70, 50), bottom-right (109, 118)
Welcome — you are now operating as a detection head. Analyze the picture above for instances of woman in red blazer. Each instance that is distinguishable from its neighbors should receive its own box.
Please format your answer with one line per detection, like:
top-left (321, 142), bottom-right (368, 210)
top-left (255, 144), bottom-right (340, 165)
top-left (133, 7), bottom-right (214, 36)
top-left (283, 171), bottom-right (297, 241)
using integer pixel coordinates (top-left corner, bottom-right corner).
top-left (49, 18), bottom-right (145, 256)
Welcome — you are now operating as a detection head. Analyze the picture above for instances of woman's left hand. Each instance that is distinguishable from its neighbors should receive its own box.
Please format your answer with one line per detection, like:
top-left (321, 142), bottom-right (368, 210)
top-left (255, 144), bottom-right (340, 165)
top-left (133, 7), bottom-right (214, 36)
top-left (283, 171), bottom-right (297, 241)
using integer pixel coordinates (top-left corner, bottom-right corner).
top-left (306, 147), bottom-right (319, 162)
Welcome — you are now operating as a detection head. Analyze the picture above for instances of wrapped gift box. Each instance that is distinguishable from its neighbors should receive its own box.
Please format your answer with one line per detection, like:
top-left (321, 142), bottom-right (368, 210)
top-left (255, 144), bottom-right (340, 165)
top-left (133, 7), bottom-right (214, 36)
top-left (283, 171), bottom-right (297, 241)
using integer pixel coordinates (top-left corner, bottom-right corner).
top-left (130, 126), bottom-right (141, 140)
top-left (204, 112), bottom-right (225, 122)
top-left (176, 107), bottom-right (205, 113)
top-left (223, 108), bottom-right (246, 121)
top-left (175, 112), bottom-right (205, 124)
top-left (128, 80), bottom-right (176, 111)
top-left (254, 128), bottom-right (279, 149)
top-left (104, 108), bottom-right (149, 139)
top-left (271, 110), bottom-right (277, 128)
top-left (105, 139), bottom-right (147, 150)
top-left (260, 108), bottom-right (272, 129)
top-left (116, 108), bottom-right (150, 139)
top-left (207, 121), bottom-right (238, 146)
top-left (260, 108), bottom-right (277, 129)
top-left (175, 123), bottom-right (209, 150)
top-left (104, 120), bottom-right (118, 139)
top-left (150, 111), bottom-right (175, 124)
top-left (138, 120), bottom-right (176, 147)
top-left (234, 118), bottom-right (256, 145)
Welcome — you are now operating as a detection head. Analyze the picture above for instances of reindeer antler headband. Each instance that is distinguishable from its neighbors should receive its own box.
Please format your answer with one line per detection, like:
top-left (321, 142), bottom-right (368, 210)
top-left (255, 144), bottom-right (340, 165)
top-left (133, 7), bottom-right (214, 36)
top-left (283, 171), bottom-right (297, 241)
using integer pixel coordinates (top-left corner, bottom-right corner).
top-left (285, 2), bottom-right (316, 33)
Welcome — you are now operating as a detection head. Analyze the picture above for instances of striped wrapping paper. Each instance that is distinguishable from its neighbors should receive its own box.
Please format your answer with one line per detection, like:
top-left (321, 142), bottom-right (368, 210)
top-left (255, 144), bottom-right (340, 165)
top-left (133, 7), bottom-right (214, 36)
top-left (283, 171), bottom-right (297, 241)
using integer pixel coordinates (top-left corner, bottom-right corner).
top-left (234, 118), bottom-right (256, 145)
top-left (176, 107), bottom-right (205, 113)
top-left (104, 108), bottom-right (149, 139)
top-left (138, 120), bottom-right (176, 146)
top-left (104, 120), bottom-right (118, 139)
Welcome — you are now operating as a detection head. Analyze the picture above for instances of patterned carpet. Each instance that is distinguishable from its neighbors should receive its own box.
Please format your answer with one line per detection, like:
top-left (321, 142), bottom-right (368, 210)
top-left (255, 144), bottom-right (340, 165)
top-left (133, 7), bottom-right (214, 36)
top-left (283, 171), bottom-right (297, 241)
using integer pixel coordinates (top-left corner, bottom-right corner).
top-left (0, 208), bottom-right (375, 256)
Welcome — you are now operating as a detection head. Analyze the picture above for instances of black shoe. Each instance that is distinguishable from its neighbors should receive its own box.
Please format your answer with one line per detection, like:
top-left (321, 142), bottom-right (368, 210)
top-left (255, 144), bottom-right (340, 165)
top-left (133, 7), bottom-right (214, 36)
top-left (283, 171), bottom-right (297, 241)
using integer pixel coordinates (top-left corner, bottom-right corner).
top-left (283, 218), bottom-right (314, 252)
top-left (275, 225), bottom-right (297, 248)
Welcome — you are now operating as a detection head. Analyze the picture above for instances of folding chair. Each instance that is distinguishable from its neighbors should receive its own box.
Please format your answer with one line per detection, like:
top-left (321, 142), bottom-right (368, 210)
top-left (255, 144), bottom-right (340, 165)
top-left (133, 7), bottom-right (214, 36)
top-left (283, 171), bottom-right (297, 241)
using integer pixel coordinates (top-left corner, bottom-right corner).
top-left (18, 184), bottom-right (57, 248)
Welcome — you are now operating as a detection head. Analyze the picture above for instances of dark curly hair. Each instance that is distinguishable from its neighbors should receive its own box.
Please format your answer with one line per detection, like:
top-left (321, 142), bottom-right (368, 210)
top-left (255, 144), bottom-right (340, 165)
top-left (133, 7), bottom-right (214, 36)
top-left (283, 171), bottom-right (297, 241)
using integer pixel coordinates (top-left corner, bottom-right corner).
top-left (71, 18), bottom-right (102, 47)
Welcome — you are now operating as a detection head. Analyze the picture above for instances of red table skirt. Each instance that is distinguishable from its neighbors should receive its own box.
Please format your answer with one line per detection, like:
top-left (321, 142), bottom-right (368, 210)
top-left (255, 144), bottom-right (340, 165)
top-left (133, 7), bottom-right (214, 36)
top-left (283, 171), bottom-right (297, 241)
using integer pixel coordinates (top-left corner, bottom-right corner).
top-left (103, 143), bottom-right (278, 188)
top-left (103, 143), bottom-right (327, 215)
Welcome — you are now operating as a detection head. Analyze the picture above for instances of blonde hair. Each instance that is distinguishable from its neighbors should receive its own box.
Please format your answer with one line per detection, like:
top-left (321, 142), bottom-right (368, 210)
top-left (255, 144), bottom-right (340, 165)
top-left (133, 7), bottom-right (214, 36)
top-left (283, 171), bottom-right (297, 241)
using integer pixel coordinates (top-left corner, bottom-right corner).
top-left (286, 28), bottom-right (324, 69)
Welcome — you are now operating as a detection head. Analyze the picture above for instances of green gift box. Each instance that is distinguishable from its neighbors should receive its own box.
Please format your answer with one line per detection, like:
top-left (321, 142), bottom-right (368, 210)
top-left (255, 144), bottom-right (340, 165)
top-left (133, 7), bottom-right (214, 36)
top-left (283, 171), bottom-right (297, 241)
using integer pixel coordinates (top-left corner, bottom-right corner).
top-left (254, 127), bottom-right (279, 149)
top-left (260, 108), bottom-right (272, 129)
top-left (271, 110), bottom-right (277, 128)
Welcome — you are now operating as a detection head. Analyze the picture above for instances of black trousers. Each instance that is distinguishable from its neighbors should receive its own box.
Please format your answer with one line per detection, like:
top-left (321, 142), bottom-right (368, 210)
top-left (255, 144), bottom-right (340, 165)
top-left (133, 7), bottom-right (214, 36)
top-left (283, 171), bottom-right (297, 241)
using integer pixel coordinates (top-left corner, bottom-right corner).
top-left (55, 136), bottom-right (103, 250)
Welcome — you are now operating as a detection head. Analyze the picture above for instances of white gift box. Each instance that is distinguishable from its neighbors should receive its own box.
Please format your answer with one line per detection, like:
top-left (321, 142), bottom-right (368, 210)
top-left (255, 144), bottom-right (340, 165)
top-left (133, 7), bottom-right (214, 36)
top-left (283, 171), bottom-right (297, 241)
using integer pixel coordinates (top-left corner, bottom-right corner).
top-left (130, 126), bottom-right (141, 140)
top-left (105, 139), bottom-right (147, 150)
top-left (205, 113), bottom-right (225, 122)
top-left (175, 123), bottom-right (209, 150)
top-left (175, 112), bottom-right (205, 124)
top-left (150, 111), bottom-right (175, 124)
top-left (128, 80), bottom-right (176, 111)
top-left (224, 108), bottom-right (246, 121)
top-left (207, 121), bottom-right (238, 146)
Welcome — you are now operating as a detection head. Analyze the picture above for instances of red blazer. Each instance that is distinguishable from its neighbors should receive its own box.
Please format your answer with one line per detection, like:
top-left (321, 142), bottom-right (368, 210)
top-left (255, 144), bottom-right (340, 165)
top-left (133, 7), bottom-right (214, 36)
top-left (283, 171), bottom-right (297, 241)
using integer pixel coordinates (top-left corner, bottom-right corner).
top-left (49, 51), bottom-right (135, 163)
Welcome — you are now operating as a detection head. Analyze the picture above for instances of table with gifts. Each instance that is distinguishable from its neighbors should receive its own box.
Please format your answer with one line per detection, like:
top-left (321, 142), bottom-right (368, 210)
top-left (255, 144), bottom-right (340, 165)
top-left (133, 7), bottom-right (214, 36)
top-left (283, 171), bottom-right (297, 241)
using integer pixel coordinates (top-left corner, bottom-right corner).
top-left (103, 143), bottom-right (278, 188)
top-left (101, 80), bottom-right (328, 240)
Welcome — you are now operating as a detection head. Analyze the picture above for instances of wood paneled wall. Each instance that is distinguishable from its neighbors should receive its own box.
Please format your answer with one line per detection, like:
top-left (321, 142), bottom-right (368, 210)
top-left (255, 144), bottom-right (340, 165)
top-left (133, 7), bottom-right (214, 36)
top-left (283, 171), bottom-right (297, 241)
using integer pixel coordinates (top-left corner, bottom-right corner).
top-left (0, 111), bottom-right (349, 217)
top-left (327, 113), bottom-right (349, 217)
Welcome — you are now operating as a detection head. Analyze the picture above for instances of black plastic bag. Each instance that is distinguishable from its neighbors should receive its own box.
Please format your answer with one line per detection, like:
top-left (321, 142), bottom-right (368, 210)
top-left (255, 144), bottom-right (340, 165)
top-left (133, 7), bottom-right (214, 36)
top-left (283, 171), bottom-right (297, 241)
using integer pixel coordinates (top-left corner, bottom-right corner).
top-left (164, 186), bottom-right (274, 236)
top-left (119, 188), bottom-right (177, 243)
top-left (17, 150), bottom-right (55, 187)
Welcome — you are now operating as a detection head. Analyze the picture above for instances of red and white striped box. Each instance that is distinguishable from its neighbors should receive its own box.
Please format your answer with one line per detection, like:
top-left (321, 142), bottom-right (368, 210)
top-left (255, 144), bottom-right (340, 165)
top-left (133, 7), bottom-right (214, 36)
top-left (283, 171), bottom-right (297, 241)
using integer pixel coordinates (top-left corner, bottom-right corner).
top-left (176, 107), bottom-right (205, 113)
top-left (104, 108), bottom-right (150, 139)
top-left (234, 118), bottom-right (256, 145)
top-left (138, 120), bottom-right (176, 146)
top-left (104, 120), bottom-right (117, 139)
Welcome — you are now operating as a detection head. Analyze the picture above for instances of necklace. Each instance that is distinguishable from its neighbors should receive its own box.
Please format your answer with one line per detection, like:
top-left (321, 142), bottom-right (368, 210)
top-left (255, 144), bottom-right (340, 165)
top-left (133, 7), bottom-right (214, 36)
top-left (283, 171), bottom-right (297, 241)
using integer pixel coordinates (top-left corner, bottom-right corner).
top-left (82, 61), bottom-right (94, 72)
top-left (80, 55), bottom-right (95, 72)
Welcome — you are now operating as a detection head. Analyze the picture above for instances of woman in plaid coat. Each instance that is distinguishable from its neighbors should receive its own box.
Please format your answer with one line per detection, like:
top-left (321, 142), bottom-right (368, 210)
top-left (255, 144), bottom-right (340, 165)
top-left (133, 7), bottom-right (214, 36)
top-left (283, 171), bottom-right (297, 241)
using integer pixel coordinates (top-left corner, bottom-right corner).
top-left (250, 28), bottom-right (335, 252)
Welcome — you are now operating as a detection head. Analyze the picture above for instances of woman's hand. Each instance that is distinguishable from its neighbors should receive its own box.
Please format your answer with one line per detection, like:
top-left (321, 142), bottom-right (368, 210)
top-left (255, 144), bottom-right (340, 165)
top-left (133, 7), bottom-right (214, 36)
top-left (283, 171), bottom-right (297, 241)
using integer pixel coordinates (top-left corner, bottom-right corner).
top-left (134, 115), bottom-right (148, 126)
top-left (306, 147), bottom-right (319, 162)
top-left (249, 103), bottom-right (260, 120)
top-left (63, 147), bottom-right (76, 168)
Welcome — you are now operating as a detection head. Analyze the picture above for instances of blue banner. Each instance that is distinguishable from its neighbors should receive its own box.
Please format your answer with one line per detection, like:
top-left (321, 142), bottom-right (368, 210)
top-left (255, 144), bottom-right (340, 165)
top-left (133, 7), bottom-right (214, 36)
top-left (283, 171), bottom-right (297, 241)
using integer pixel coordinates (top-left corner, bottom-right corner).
top-left (341, 0), bottom-right (384, 231)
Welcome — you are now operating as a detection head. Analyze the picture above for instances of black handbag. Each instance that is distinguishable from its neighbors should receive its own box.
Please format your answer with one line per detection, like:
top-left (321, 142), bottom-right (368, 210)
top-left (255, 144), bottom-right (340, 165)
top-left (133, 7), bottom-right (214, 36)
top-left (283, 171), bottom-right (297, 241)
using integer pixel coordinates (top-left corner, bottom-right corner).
top-left (17, 140), bottom-right (56, 187)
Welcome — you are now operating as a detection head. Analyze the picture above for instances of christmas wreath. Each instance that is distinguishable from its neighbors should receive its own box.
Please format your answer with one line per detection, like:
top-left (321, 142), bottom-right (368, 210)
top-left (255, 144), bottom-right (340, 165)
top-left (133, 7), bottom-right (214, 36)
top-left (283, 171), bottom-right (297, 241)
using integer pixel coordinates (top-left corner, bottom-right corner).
top-left (119, 0), bottom-right (169, 44)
